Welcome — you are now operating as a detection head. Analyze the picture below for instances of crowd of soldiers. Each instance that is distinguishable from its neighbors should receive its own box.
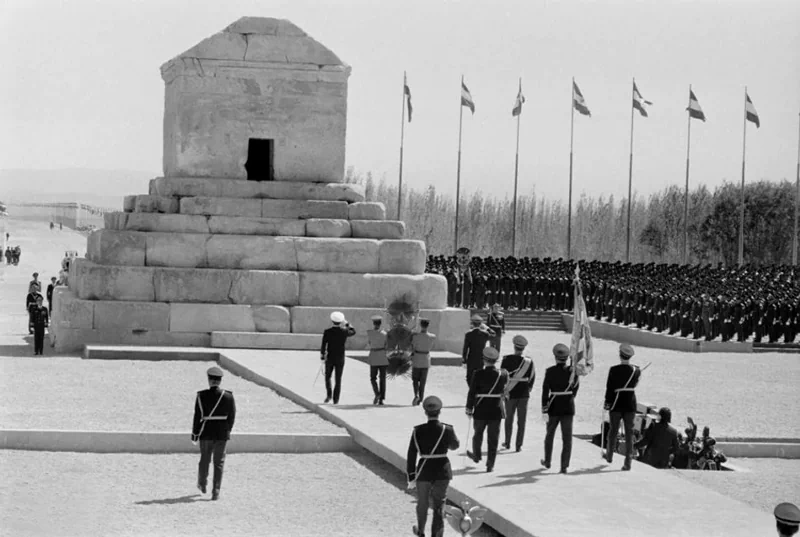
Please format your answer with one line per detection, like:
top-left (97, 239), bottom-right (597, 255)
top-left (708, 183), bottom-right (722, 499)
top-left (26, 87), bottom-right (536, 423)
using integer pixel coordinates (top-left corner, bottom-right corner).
top-left (426, 254), bottom-right (800, 344)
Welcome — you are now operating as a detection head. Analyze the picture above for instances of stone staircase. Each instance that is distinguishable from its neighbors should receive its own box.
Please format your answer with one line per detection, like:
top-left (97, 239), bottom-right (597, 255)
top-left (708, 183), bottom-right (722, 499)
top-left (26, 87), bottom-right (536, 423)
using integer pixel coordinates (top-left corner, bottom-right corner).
top-left (471, 309), bottom-right (566, 331)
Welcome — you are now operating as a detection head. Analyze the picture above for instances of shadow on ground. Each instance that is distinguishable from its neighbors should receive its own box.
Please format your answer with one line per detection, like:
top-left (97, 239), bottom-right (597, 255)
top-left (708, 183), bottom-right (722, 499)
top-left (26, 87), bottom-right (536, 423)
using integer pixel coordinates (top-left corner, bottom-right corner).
top-left (135, 494), bottom-right (208, 505)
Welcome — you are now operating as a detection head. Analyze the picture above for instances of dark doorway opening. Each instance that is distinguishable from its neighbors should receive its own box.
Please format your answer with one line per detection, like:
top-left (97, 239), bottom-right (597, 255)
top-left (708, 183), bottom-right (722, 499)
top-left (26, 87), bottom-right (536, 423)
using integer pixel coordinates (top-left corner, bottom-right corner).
top-left (245, 138), bottom-right (275, 181)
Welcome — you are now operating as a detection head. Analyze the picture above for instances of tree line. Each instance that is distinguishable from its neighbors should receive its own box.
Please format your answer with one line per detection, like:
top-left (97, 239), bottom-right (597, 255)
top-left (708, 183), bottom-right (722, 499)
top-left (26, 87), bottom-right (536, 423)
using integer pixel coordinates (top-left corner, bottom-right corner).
top-left (344, 168), bottom-right (798, 266)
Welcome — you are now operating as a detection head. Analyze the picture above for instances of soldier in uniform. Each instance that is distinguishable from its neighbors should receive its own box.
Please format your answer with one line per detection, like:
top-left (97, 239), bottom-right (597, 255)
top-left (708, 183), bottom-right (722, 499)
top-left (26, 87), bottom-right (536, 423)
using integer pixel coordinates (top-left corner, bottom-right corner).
top-left (320, 311), bottom-right (356, 404)
top-left (411, 318), bottom-right (437, 406)
top-left (486, 303), bottom-right (505, 351)
top-left (465, 347), bottom-right (508, 472)
top-left (774, 502), bottom-right (800, 537)
top-left (500, 335), bottom-right (535, 452)
top-left (406, 395), bottom-right (460, 537)
top-left (46, 277), bottom-right (57, 314)
top-left (540, 343), bottom-right (579, 474)
top-left (191, 366), bottom-right (236, 501)
top-left (366, 315), bottom-right (388, 405)
top-left (30, 295), bottom-right (49, 355)
top-left (603, 344), bottom-right (642, 471)
top-left (462, 314), bottom-right (495, 387)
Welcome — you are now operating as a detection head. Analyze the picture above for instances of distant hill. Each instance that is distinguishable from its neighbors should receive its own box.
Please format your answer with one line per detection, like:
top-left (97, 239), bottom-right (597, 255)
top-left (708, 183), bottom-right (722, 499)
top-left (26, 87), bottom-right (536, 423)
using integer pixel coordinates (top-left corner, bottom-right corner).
top-left (0, 168), bottom-right (156, 210)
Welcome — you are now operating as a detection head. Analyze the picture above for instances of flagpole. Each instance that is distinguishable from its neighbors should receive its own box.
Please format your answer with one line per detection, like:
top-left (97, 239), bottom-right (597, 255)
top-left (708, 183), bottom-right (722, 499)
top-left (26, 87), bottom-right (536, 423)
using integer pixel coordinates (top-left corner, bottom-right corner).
top-left (455, 75), bottom-right (465, 253)
top-left (738, 87), bottom-right (747, 266)
top-left (626, 78), bottom-right (635, 263)
top-left (683, 85), bottom-right (693, 265)
top-left (567, 77), bottom-right (575, 260)
top-left (398, 71), bottom-right (407, 220)
top-left (793, 111), bottom-right (799, 266)
top-left (512, 77), bottom-right (522, 257)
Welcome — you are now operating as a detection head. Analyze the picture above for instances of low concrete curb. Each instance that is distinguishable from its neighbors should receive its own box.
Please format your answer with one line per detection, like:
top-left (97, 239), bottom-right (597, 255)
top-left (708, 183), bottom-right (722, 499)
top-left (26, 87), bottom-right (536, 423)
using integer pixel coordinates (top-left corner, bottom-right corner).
top-left (0, 430), bottom-right (357, 454)
top-left (346, 351), bottom-right (463, 367)
top-left (84, 345), bottom-right (220, 361)
top-left (574, 434), bottom-right (800, 459)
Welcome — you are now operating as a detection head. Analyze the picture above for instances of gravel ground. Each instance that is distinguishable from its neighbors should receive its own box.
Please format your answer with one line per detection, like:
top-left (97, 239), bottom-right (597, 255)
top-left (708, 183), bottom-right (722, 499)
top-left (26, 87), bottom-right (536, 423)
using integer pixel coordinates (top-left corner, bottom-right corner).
top-left (673, 458), bottom-right (800, 513)
top-left (0, 358), bottom-right (341, 433)
top-left (0, 450), bottom-right (500, 537)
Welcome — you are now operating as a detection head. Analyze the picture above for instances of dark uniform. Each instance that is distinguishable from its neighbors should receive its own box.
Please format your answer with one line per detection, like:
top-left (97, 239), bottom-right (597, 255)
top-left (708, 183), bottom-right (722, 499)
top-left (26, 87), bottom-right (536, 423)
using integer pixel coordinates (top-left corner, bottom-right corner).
top-left (46, 278), bottom-right (57, 314)
top-left (191, 366), bottom-right (236, 500)
top-left (411, 319), bottom-right (436, 405)
top-left (635, 408), bottom-right (679, 469)
top-left (486, 307), bottom-right (505, 351)
top-left (320, 312), bottom-right (356, 404)
top-left (366, 316), bottom-right (388, 405)
top-left (500, 335), bottom-right (535, 452)
top-left (30, 300), bottom-right (49, 355)
top-left (604, 344), bottom-right (641, 470)
top-left (774, 502), bottom-right (800, 537)
top-left (407, 396), bottom-right (460, 537)
top-left (541, 343), bottom-right (579, 473)
top-left (462, 315), bottom-right (495, 386)
top-left (466, 347), bottom-right (508, 472)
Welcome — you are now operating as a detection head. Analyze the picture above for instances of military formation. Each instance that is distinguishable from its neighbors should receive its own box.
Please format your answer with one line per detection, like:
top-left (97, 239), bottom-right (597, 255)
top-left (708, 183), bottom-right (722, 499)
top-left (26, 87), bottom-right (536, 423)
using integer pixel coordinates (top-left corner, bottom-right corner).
top-left (427, 254), bottom-right (800, 344)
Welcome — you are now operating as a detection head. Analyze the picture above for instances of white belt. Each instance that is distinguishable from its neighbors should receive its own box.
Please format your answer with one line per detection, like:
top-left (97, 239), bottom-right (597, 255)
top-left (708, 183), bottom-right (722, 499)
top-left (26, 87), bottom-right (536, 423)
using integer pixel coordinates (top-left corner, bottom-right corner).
top-left (201, 416), bottom-right (228, 421)
top-left (550, 391), bottom-right (573, 396)
top-left (419, 454), bottom-right (447, 459)
top-left (477, 394), bottom-right (502, 398)
top-left (614, 388), bottom-right (635, 392)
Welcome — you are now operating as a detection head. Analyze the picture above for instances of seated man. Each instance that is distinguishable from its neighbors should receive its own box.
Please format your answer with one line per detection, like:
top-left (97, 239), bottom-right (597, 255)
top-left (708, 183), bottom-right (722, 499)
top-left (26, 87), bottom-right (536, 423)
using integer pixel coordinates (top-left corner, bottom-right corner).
top-left (635, 407), bottom-right (679, 469)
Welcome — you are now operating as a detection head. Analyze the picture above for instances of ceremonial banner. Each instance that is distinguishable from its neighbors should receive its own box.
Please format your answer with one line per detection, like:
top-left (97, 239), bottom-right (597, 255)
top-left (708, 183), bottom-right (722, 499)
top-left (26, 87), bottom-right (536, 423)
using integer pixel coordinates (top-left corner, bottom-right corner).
top-left (632, 81), bottom-right (652, 117)
top-left (404, 74), bottom-right (413, 122)
top-left (745, 92), bottom-right (760, 128)
top-left (687, 89), bottom-right (706, 121)
top-left (569, 268), bottom-right (594, 383)
top-left (461, 81), bottom-right (475, 114)
top-left (512, 81), bottom-right (525, 117)
top-left (572, 81), bottom-right (591, 117)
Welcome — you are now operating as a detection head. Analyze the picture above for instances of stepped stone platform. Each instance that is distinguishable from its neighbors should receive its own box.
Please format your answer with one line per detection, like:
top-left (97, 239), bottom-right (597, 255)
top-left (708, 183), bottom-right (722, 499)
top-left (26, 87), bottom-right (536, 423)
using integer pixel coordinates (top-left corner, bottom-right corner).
top-left (216, 349), bottom-right (772, 537)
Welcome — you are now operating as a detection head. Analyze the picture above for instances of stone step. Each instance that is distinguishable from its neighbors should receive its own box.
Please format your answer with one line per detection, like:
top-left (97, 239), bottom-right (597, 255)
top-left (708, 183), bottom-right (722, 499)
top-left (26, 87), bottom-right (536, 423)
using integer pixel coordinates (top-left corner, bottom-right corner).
top-left (83, 345), bottom-right (220, 361)
top-left (149, 177), bottom-right (366, 203)
top-left (68, 258), bottom-right (447, 309)
top-left (87, 230), bottom-right (423, 274)
top-left (104, 212), bottom-right (404, 239)
top-left (347, 351), bottom-right (462, 367)
top-left (212, 331), bottom-right (320, 350)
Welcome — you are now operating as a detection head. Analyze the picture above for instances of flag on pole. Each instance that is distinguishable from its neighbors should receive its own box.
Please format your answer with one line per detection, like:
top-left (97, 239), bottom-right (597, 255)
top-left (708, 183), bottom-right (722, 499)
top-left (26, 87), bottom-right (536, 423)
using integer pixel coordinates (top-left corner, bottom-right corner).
top-left (572, 81), bottom-right (591, 117)
top-left (569, 266), bottom-right (594, 385)
top-left (687, 89), bottom-right (706, 121)
top-left (632, 81), bottom-right (652, 117)
top-left (461, 81), bottom-right (475, 114)
top-left (404, 74), bottom-right (413, 123)
top-left (512, 81), bottom-right (525, 117)
top-left (745, 92), bottom-right (760, 128)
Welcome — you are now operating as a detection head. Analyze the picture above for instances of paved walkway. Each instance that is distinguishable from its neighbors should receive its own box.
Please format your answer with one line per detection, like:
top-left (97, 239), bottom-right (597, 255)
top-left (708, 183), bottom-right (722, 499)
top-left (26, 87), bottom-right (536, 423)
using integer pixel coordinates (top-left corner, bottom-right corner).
top-left (219, 349), bottom-right (773, 537)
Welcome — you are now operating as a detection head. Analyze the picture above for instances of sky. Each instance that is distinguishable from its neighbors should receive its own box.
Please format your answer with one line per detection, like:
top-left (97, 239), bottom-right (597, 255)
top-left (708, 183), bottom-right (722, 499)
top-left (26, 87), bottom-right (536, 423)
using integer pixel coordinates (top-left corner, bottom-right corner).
top-left (1, 0), bottom-right (799, 203)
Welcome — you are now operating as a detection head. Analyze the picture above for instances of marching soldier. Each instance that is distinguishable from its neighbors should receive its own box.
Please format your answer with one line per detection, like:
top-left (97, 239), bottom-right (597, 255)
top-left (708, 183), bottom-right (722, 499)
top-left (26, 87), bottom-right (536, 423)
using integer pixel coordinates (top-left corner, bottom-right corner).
top-left (486, 303), bottom-right (505, 351)
top-left (411, 318), bottom-right (436, 406)
top-left (465, 347), bottom-right (508, 472)
top-left (540, 343), bottom-right (579, 474)
top-left (407, 395), bottom-right (460, 537)
top-left (500, 335), bottom-right (535, 452)
top-left (603, 344), bottom-right (642, 471)
top-left (191, 366), bottom-right (236, 501)
top-left (774, 502), bottom-right (800, 537)
top-left (366, 315), bottom-right (388, 405)
top-left (30, 295), bottom-right (49, 355)
top-left (320, 312), bottom-right (356, 404)
top-left (462, 314), bottom-right (495, 387)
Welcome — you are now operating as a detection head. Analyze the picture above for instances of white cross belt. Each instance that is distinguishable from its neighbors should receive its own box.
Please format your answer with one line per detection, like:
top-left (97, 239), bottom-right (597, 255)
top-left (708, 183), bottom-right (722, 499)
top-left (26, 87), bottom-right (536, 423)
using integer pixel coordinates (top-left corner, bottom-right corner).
top-left (550, 391), bottom-right (573, 396)
top-left (201, 416), bottom-right (228, 421)
top-left (614, 388), bottom-right (635, 392)
top-left (419, 454), bottom-right (447, 459)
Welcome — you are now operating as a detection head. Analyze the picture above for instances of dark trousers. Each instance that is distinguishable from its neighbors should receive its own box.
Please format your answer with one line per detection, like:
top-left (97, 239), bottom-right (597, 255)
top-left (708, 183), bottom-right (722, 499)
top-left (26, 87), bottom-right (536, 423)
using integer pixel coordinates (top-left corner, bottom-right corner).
top-left (198, 439), bottom-right (227, 493)
top-left (416, 479), bottom-right (449, 537)
top-left (369, 365), bottom-right (386, 400)
top-left (489, 335), bottom-right (501, 351)
top-left (608, 411), bottom-right (635, 465)
top-left (472, 418), bottom-right (501, 468)
top-left (325, 360), bottom-right (345, 403)
top-left (504, 397), bottom-right (529, 448)
top-left (33, 326), bottom-right (46, 354)
top-left (411, 367), bottom-right (429, 400)
top-left (465, 366), bottom-right (479, 387)
top-left (543, 414), bottom-right (573, 470)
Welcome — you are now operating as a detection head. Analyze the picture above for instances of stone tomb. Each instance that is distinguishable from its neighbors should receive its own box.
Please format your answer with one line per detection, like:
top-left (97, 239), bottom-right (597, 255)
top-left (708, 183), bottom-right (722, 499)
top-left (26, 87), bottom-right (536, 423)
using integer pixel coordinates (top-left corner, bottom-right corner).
top-left (52, 18), bottom-right (467, 352)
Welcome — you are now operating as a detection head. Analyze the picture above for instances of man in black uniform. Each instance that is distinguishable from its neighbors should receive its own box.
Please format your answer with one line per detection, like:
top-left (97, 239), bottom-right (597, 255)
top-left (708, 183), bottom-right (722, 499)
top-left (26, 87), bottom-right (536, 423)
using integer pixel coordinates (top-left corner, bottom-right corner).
top-left (462, 314), bottom-right (495, 387)
top-left (604, 344), bottom-right (642, 471)
top-left (191, 366), bottom-right (236, 501)
top-left (30, 295), bottom-right (49, 355)
top-left (320, 311), bottom-right (356, 404)
top-left (486, 303), bottom-right (505, 351)
top-left (774, 502), bottom-right (800, 537)
top-left (634, 407), bottom-right (679, 469)
top-left (406, 395), bottom-right (460, 537)
top-left (465, 347), bottom-right (508, 472)
top-left (500, 335), bottom-right (535, 452)
top-left (46, 277), bottom-right (57, 314)
top-left (540, 343), bottom-right (579, 473)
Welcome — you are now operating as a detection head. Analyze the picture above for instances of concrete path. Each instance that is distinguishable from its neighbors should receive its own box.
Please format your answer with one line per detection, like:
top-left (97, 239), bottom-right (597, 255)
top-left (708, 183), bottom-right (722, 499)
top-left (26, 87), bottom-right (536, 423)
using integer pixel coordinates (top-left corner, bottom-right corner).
top-left (219, 349), bottom-right (773, 537)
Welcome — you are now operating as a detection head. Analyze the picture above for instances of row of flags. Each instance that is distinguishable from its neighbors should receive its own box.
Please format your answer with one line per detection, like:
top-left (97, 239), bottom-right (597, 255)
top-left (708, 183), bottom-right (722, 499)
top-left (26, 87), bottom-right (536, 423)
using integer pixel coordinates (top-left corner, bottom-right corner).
top-left (400, 76), bottom-right (762, 128)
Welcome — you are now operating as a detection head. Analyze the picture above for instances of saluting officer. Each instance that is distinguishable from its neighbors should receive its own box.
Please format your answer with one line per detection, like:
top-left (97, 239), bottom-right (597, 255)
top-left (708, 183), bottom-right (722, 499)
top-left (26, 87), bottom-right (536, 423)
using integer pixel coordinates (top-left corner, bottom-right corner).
top-left (603, 344), bottom-right (641, 471)
top-left (486, 303), bottom-right (505, 351)
top-left (774, 502), bottom-right (800, 537)
top-left (366, 315), bottom-right (388, 405)
top-left (540, 343), bottom-right (579, 474)
top-left (191, 366), bottom-right (236, 501)
top-left (500, 335), bottom-right (535, 452)
top-left (320, 311), bottom-right (356, 404)
top-left (411, 318), bottom-right (437, 406)
top-left (466, 347), bottom-right (508, 472)
top-left (462, 314), bottom-right (495, 387)
top-left (407, 395), bottom-right (460, 537)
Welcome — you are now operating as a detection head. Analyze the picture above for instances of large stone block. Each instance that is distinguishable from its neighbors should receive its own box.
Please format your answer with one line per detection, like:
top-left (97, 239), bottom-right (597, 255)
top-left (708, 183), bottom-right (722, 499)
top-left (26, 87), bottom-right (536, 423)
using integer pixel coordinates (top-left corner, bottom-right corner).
top-left (229, 271), bottom-right (299, 306)
top-left (168, 304), bottom-right (290, 333)
top-left (207, 216), bottom-right (306, 236)
top-left (206, 236), bottom-right (297, 270)
top-left (348, 202), bottom-right (385, 221)
top-left (154, 268), bottom-right (233, 303)
top-left (150, 177), bottom-right (365, 203)
top-left (54, 328), bottom-right (210, 353)
top-left (180, 197), bottom-right (262, 217)
top-left (145, 233), bottom-right (208, 268)
top-left (253, 305), bottom-right (292, 332)
top-left (134, 195), bottom-right (179, 214)
top-left (351, 220), bottom-right (405, 240)
top-left (123, 196), bottom-right (136, 213)
top-left (93, 301), bottom-right (170, 331)
top-left (298, 273), bottom-right (447, 308)
top-left (295, 238), bottom-right (379, 273)
top-left (261, 199), bottom-right (348, 219)
top-left (72, 259), bottom-right (155, 302)
top-left (51, 288), bottom-right (94, 330)
top-left (87, 230), bottom-right (146, 266)
top-left (107, 213), bottom-right (212, 234)
top-left (305, 219), bottom-right (351, 238)
top-left (378, 240), bottom-right (426, 275)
